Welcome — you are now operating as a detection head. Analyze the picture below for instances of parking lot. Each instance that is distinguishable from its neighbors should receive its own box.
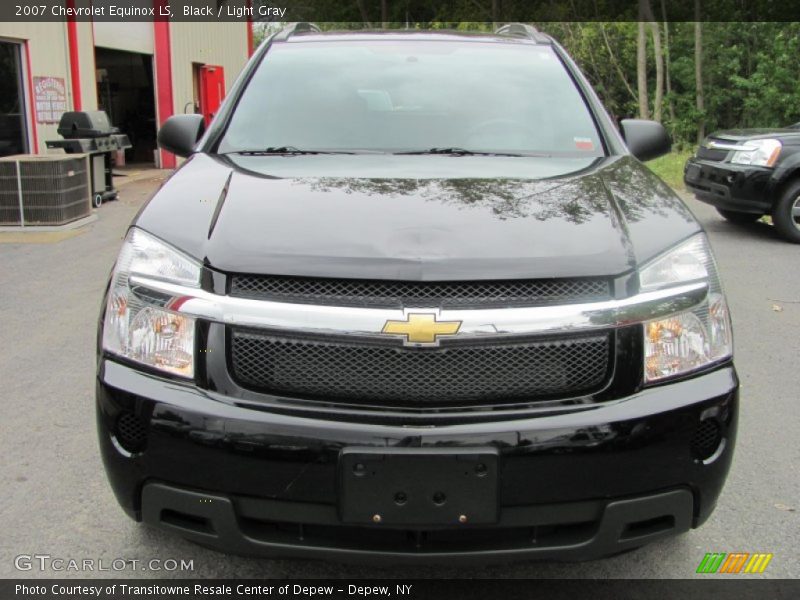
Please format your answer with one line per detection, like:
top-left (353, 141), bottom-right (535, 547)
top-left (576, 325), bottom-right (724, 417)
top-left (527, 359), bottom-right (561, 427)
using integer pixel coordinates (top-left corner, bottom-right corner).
top-left (0, 171), bottom-right (798, 579)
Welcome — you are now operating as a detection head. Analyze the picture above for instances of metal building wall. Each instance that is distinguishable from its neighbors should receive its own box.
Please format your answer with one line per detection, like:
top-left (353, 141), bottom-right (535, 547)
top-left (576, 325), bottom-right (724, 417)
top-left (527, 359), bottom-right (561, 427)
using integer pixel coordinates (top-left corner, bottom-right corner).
top-left (74, 20), bottom-right (99, 111)
top-left (154, 19), bottom-right (248, 167)
top-left (0, 20), bottom-right (97, 152)
top-left (93, 22), bottom-right (154, 55)
top-left (1, 5), bottom-right (247, 162)
top-left (168, 20), bottom-right (249, 122)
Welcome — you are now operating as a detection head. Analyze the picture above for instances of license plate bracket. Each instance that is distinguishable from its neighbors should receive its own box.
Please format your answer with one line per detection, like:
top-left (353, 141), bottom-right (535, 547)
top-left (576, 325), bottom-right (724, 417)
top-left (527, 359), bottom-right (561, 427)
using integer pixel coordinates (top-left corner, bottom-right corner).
top-left (338, 447), bottom-right (499, 526)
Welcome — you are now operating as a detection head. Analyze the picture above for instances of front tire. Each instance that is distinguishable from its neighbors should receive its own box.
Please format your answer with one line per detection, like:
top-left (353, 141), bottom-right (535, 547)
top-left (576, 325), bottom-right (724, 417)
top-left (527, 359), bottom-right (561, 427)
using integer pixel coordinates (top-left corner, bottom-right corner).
top-left (772, 180), bottom-right (800, 243)
top-left (716, 208), bottom-right (762, 224)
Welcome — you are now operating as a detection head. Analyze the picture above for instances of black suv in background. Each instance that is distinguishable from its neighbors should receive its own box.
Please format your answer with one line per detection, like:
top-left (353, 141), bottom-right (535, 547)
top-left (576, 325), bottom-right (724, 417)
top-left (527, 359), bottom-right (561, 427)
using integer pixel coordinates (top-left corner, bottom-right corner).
top-left (96, 23), bottom-right (738, 563)
top-left (685, 123), bottom-right (800, 242)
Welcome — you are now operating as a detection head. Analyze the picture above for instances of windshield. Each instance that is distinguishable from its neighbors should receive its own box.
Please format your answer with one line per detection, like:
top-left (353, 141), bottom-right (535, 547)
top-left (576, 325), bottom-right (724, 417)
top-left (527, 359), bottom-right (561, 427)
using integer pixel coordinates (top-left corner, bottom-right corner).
top-left (218, 40), bottom-right (604, 157)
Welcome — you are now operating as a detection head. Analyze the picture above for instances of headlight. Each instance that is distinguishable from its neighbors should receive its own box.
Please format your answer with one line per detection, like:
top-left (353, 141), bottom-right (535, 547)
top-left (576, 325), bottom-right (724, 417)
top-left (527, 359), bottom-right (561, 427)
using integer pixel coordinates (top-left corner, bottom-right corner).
top-left (641, 234), bottom-right (733, 383)
top-left (102, 228), bottom-right (201, 377)
top-left (730, 138), bottom-right (782, 167)
top-left (639, 235), bottom-right (708, 291)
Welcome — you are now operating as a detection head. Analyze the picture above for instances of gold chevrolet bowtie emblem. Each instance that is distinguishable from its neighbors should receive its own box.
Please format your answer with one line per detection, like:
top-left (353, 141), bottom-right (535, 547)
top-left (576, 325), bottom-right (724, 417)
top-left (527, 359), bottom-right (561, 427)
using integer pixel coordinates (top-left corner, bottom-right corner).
top-left (382, 313), bottom-right (462, 345)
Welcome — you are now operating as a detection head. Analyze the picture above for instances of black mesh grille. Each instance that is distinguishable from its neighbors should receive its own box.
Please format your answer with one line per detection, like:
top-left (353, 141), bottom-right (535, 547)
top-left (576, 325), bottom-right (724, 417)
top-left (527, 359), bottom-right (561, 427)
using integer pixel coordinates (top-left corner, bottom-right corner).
top-left (691, 419), bottom-right (722, 460)
top-left (115, 412), bottom-right (148, 452)
top-left (230, 329), bottom-right (612, 407)
top-left (229, 275), bottom-right (611, 309)
top-left (696, 140), bottom-right (731, 162)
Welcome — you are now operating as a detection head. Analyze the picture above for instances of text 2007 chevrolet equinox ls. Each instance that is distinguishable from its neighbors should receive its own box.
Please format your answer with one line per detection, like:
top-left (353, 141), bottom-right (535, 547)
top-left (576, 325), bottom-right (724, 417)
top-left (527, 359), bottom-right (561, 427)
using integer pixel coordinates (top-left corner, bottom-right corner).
top-left (96, 23), bottom-right (737, 563)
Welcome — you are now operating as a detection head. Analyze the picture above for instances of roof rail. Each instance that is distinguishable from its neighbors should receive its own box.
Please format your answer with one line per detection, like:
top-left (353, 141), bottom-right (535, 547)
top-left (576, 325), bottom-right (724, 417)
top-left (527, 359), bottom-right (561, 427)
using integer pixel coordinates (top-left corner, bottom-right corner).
top-left (274, 22), bottom-right (322, 42)
top-left (494, 23), bottom-right (549, 43)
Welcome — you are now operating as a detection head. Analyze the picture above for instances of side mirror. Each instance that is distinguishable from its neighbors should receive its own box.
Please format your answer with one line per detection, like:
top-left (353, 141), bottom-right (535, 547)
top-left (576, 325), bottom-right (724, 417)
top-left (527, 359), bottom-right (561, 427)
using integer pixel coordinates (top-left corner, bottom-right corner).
top-left (620, 119), bottom-right (671, 162)
top-left (157, 114), bottom-right (205, 157)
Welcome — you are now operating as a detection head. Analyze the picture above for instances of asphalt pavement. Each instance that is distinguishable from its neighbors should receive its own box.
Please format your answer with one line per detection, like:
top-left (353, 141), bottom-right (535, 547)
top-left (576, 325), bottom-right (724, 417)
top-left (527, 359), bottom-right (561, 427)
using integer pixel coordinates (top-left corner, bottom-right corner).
top-left (0, 171), bottom-right (797, 579)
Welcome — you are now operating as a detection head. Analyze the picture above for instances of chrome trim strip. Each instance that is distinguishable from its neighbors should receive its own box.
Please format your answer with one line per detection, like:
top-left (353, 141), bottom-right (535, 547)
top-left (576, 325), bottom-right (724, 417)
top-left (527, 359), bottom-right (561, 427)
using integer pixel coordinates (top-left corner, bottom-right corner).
top-left (129, 275), bottom-right (708, 342)
top-left (704, 141), bottom-right (746, 152)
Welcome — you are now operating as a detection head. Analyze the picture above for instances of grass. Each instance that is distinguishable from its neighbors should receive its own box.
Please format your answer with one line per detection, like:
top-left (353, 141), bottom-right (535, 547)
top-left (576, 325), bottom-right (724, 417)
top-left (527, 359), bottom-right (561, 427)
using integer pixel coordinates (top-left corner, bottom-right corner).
top-left (646, 149), bottom-right (695, 191)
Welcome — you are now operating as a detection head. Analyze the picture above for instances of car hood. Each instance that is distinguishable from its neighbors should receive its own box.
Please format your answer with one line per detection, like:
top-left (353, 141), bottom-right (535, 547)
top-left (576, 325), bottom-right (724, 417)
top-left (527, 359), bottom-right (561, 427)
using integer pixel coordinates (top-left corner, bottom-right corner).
top-left (135, 153), bottom-right (699, 281)
top-left (710, 128), bottom-right (800, 141)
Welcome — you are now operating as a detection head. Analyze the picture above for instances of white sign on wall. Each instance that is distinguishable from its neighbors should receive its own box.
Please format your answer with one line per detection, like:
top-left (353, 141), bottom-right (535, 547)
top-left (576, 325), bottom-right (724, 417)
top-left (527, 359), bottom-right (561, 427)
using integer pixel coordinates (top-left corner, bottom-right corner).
top-left (33, 76), bottom-right (67, 124)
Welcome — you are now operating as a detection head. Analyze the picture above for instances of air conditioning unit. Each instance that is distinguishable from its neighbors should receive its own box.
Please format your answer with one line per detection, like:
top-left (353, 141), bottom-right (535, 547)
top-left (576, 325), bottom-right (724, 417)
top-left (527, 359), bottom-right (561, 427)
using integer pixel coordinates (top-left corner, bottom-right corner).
top-left (0, 154), bottom-right (91, 226)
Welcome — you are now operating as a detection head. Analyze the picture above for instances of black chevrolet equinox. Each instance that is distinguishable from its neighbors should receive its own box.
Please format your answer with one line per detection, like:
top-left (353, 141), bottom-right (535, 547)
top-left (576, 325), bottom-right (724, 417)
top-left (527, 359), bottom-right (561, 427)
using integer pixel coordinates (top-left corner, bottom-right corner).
top-left (96, 23), bottom-right (738, 563)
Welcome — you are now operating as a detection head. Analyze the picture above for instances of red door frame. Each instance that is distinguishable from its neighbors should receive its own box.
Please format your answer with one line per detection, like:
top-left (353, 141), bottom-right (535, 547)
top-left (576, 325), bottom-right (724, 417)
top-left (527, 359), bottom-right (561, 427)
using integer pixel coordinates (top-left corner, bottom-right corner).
top-left (153, 0), bottom-right (175, 168)
top-left (199, 65), bottom-right (225, 127)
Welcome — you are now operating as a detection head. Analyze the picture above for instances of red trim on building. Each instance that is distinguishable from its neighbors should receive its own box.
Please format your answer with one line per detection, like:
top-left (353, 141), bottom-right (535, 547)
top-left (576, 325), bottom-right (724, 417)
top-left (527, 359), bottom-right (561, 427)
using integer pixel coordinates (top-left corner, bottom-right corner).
top-left (23, 41), bottom-right (38, 153)
top-left (153, 0), bottom-right (175, 168)
top-left (65, 0), bottom-right (82, 110)
top-left (246, 0), bottom-right (254, 56)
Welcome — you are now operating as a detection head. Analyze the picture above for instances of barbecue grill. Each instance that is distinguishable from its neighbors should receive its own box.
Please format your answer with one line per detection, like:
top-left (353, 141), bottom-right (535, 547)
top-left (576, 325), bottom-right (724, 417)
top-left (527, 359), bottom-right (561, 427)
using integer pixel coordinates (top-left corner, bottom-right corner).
top-left (46, 111), bottom-right (131, 207)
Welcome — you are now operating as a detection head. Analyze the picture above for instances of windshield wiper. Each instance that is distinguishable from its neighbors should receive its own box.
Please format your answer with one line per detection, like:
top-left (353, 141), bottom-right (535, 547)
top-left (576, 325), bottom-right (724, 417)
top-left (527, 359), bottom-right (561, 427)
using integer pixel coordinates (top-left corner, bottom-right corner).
top-left (396, 147), bottom-right (529, 157)
top-left (230, 146), bottom-right (541, 157)
top-left (233, 146), bottom-right (355, 155)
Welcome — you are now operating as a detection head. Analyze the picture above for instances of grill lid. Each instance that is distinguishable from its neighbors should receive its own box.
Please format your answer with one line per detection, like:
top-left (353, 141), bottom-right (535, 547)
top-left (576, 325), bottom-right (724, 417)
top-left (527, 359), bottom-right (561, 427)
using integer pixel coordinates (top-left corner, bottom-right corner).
top-left (57, 111), bottom-right (116, 139)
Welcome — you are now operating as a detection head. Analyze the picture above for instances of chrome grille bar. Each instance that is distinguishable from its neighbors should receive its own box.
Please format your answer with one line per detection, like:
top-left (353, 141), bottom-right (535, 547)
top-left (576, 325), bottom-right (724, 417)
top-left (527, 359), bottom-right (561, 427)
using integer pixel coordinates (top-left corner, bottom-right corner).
top-left (129, 275), bottom-right (708, 342)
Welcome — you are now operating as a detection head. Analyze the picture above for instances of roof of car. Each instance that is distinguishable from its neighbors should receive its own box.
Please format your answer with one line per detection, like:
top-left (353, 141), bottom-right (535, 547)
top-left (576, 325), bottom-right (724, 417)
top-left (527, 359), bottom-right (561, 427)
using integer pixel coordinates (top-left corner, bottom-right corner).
top-left (287, 32), bottom-right (551, 44)
top-left (272, 24), bottom-right (553, 46)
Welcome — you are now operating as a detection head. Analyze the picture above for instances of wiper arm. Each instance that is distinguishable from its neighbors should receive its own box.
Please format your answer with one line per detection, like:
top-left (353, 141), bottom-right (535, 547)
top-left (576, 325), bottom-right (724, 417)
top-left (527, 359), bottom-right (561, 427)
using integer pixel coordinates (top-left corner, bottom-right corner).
top-left (396, 147), bottom-right (528, 157)
top-left (233, 146), bottom-right (355, 155)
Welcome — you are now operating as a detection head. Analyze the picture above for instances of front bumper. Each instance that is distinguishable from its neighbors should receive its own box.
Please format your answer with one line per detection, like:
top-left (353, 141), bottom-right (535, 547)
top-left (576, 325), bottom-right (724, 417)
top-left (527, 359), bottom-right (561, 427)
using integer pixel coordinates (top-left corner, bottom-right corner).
top-left (684, 157), bottom-right (773, 214)
top-left (97, 359), bottom-right (738, 563)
